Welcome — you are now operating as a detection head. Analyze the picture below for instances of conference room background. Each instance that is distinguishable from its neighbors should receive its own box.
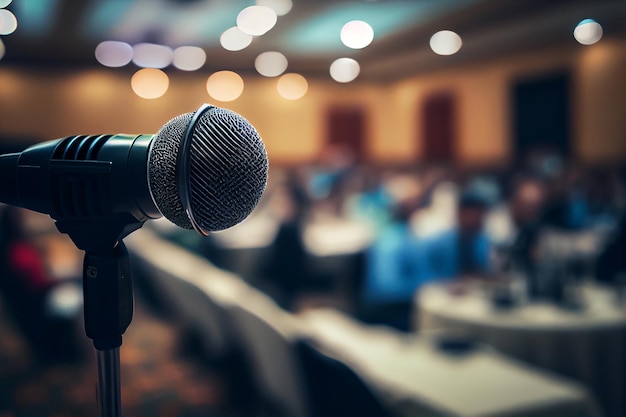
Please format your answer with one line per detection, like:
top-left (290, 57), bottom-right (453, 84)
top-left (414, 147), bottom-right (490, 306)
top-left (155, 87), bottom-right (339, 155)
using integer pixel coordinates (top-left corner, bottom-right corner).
top-left (0, 0), bottom-right (625, 417)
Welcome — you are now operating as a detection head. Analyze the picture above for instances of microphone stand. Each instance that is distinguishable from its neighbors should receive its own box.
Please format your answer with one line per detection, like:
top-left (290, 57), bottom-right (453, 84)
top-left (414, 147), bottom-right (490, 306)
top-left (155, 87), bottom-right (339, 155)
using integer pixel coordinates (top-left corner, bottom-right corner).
top-left (56, 215), bottom-right (143, 417)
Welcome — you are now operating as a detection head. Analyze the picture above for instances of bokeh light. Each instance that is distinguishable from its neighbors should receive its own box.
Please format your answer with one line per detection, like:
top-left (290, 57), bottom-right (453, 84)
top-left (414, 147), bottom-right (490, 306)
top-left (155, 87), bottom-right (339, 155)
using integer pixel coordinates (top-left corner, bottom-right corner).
top-left (0, 9), bottom-right (18, 35)
top-left (0, 38), bottom-right (5, 61)
top-left (430, 30), bottom-right (462, 55)
top-left (95, 41), bottom-right (133, 67)
top-left (574, 19), bottom-right (603, 45)
top-left (256, 0), bottom-right (292, 16)
top-left (237, 5), bottom-right (277, 36)
top-left (330, 58), bottom-right (360, 83)
top-left (255, 51), bottom-right (288, 77)
top-left (47, 282), bottom-right (82, 317)
top-left (0, 0), bottom-right (11, 8)
top-left (220, 26), bottom-right (253, 51)
top-left (277, 73), bottom-right (308, 100)
top-left (132, 43), bottom-right (173, 68)
top-left (340, 20), bottom-right (374, 49)
top-left (173, 46), bottom-right (206, 71)
top-left (131, 68), bottom-right (169, 99)
top-left (206, 71), bottom-right (244, 102)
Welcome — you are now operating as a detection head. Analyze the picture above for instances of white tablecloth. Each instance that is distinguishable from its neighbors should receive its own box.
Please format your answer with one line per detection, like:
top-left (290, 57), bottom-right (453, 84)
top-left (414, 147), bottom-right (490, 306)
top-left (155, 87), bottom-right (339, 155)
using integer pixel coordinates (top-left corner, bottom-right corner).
top-left (415, 282), bottom-right (626, 416)
top-left (301, 308), bottom-right (599, 417)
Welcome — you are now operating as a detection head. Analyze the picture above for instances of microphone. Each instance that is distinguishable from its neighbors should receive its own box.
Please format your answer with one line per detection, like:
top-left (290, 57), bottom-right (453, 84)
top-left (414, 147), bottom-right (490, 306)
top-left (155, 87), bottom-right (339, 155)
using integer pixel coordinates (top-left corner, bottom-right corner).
top-left (0, 104), bottom-right (269, 237)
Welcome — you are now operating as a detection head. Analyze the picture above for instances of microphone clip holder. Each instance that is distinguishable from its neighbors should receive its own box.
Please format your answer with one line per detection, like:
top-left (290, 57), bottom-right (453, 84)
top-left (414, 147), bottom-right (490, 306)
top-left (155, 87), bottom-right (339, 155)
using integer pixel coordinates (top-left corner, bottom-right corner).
top-left (56, 213), bottom-right (145, 417)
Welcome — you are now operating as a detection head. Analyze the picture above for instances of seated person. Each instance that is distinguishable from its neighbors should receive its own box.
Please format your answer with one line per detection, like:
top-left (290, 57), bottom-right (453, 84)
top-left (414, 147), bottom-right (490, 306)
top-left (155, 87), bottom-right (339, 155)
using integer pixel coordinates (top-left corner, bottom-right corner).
top-left (419, 189), bottom-right (491, 281)
top-left (360, 199), bottom-right (422, 329)
top-left (596, 213), bottom-right (626, 285)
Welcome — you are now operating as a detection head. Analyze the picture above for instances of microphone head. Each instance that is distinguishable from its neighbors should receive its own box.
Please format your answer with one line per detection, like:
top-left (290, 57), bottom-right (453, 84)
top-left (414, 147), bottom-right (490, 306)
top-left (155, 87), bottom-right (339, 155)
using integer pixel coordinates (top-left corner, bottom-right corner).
top-left (148, 105), bottom-right (268, 234)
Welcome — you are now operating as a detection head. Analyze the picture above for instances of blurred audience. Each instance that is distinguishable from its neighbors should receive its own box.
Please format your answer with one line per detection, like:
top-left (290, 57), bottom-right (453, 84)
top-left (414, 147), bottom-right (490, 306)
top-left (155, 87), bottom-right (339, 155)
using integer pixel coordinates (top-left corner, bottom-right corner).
top-left (149, 156), bottom-right (625, 329)
top-left (0, 206), bottom-right (83, 363)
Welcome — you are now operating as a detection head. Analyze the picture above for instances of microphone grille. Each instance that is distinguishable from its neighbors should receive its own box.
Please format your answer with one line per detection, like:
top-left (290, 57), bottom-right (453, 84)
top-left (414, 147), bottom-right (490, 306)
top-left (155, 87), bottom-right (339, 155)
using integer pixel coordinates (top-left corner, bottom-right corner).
top-left (149, 105), bottom-right (268, 233)
top-left (188, 107), bottom-right (268, 233)
top-left (149, 112), bottom-right (194, 230)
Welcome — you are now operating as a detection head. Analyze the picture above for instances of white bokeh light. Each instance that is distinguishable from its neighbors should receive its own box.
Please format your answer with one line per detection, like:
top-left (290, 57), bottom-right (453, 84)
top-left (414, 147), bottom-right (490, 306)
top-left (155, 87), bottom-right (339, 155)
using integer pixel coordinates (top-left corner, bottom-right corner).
top-left (340, 20), bottom-right (374, 49)
top-left (220, 26), bottom-right (253, 51)
top-left (47, 283), bottom-right (82, 316)
top-left (255, 51), bottom-right (288, 77)
top-left (277, 73), bottom-right (308, 100)
top-left (131, 68), bottom-right (169, 99)
top-left (173, 46), bottom-right (206, 71)
top-left (132, 43), bottom-right (173, 68)
top-left (256, 0), bottom-right (292, 16)
top-left (0, 9), bottom-right (17, 35)
top-left (574, 19), bottom-right (603, 45)
top-left (206, 71), bottom-right (244, 102)
top-left (95, 41), bottom-right (133, 67)
top-left (237, 5), bottom-right (277, 36)
top-left (0, 0), bottom-right (12, 8)
top-left (430, 30), bottom-right (462, 55)
top-left (330, 58), bottom-right (360, 83)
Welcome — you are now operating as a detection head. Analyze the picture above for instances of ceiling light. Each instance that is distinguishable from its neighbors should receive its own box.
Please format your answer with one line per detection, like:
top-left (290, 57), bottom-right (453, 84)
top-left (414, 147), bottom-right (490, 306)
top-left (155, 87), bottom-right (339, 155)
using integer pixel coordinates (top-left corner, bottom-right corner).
top-left (173, 46), bottom-right (206, 71)
top-left (206, 71), bottom-right (244, 102)
top-left (256, 0), bottom-right (292, 17)
top-left (220, 26), bottom-right (253, 51)
top-left (255, 51), bottom-right (288, 77)
top-left (0, 9), bottom-right (17, 35)
top-left (132, 43), bottom-right (173, 68)
top-left (237, 5), bottom-right (277, 36)
top-left (330, 58), bottom-right (360, 83)
top-left (574, 19), bottom-right (603, 45)
top-left (340, 20), bottom-right (374, 49)
top-left (95, 41), bottom-right (133, 67)
top-left (430, 30), bottom-right (462, 55)
top-left (277, 73), bottom-right (308, 100)
top-left (131, 68), bottom-right (169, 99)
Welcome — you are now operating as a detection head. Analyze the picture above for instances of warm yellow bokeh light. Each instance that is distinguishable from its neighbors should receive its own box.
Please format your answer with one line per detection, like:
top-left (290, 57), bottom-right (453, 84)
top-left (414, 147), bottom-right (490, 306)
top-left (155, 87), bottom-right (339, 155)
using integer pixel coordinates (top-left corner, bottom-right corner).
top-left (277, 73), bottom-right (308, 100)
top-left (206, 70), bottom-right (244, 102)
top-left (131, 68), bottom-right (169, 99)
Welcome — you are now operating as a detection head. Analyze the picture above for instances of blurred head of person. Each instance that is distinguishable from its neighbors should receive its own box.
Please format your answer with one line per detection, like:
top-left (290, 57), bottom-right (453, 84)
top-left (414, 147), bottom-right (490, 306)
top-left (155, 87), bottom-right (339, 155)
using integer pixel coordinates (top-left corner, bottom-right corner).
top-left (457, 191), bottom-right (489, 236)
top-left (509, 176), bottom-right (547, 228)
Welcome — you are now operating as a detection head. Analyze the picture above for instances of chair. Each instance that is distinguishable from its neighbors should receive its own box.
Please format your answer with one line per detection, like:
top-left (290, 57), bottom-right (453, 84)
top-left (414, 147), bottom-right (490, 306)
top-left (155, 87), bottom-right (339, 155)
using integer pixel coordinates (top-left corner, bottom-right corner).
top-left (126, 228), bottom-right (246, 358)
top-left (225, 291), bottom-right (309, 417)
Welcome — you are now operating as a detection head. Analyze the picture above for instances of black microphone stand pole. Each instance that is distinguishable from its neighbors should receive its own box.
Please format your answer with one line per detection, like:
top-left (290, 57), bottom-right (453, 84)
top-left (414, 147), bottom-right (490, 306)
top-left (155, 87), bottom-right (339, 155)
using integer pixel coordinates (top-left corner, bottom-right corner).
top-left (56, 215), bottom-right (143, 417)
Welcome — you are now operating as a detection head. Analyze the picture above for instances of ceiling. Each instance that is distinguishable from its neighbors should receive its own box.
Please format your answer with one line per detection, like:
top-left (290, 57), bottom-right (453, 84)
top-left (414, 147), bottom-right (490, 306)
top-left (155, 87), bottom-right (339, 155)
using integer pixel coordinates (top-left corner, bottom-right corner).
top-left (1, 0), bottom-right (626, 82)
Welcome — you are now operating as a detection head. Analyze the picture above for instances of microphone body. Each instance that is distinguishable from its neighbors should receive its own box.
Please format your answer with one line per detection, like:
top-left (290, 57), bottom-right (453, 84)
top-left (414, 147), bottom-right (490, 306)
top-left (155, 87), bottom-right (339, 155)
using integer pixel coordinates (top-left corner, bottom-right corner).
top-left (0, 104), bottom-right (269, 238)
top-left (0, 134), bottom-right (159, 223)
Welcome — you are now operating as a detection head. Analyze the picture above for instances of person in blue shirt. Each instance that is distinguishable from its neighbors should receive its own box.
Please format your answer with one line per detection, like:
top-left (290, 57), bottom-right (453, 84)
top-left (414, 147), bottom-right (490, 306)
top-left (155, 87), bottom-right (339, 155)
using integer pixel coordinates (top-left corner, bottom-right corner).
top-left (419, 190), bottom-right (492, 281)
top-left (360, 197), bottom-right (424, 329)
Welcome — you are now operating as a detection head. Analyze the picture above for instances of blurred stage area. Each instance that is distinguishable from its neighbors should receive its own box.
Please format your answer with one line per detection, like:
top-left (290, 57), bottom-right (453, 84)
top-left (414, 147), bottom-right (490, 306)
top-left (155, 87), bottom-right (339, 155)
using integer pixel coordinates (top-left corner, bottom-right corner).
top-left (1, 0), bottom-right (626, 417)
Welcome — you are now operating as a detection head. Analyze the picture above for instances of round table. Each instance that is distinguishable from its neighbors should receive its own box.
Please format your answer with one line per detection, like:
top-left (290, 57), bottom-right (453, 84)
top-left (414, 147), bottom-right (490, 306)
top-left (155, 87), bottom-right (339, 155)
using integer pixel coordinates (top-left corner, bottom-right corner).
top-left (414, 282), bottom-right (626, 417)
